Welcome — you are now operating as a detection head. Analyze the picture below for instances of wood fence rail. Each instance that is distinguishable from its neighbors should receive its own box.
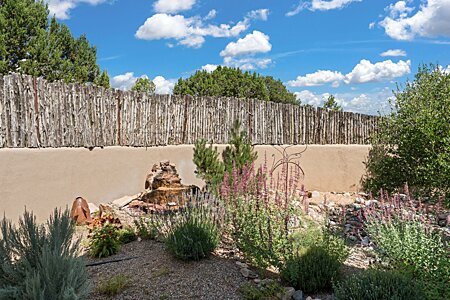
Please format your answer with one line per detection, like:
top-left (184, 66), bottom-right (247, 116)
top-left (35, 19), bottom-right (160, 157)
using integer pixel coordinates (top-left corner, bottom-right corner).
top-left (0, 73), bottom-right (381, 148)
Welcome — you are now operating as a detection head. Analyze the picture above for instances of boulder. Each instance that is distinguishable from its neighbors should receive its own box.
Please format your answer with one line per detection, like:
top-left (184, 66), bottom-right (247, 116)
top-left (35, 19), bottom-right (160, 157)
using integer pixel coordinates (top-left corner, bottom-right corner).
top-left (140, 161), bottom-right (197, 205)
top-left (70, 197), bottom-right (91, 225)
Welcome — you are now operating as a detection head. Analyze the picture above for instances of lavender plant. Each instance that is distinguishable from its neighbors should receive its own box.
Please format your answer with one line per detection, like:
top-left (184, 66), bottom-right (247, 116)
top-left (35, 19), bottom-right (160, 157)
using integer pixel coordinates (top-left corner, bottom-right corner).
top-left (220, 150), bottom-right (304, 269)
top-left (362, 189), bottom-right (449, 300)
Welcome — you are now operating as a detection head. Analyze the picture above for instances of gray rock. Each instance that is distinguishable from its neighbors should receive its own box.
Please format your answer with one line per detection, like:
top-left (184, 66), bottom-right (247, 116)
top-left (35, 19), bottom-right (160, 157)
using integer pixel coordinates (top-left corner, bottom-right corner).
top-left (236, 261), bottom-right (248, 268)
top-left (361, 236), bottom-right (370, 246)
top-left (277, 287), bottom-right (295, 300)
top-left (112, 195), bottom-right (136, 208)
top-left (240, 268), bottom-right (258, 279)
top-left (293, 289), bottom-right (304, 300)
top-left (311, 191), bottom-right (321, 198)
top-left (87, 202), bottom-right (99, 214)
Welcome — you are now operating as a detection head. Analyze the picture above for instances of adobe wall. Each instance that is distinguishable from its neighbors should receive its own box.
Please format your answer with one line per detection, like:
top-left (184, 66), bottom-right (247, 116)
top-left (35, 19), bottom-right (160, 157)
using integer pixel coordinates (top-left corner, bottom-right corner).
top-left (0, 145), bottom-right (369, 222)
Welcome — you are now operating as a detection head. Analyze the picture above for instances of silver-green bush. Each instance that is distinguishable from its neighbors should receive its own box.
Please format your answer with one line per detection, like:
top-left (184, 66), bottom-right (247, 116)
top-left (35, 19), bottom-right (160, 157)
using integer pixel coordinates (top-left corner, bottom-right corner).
top-left (0, 209), bottom-right (90, 299)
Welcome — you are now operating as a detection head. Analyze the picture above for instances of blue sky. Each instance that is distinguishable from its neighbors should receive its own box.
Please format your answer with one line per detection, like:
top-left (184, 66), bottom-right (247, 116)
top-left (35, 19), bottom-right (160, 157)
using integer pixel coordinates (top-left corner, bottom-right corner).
top-left (46, 0), bottom-right (450, 115)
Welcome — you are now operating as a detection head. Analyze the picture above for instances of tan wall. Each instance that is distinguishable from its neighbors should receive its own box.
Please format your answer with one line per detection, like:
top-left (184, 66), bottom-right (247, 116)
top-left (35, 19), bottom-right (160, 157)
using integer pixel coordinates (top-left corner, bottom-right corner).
top-left (0, 145), bottom-right (369, 222)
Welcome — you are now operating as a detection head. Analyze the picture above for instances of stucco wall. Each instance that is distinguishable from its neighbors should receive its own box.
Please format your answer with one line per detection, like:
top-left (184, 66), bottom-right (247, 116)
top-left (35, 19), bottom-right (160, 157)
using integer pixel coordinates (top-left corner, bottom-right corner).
top-left (0, 145), bottom-right (369, 222)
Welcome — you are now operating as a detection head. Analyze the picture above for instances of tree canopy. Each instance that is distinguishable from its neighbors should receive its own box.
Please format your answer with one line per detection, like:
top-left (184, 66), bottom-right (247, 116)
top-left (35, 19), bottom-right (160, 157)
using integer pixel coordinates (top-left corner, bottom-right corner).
top-left (173, 66), bottom-right (297, 104)
top-left (0, 0), bottom-right (109, 87)
top-left (131, 77), bottom-right (156, 94)
top-left (363, 64), bottom-right (450, 204)
top-left (323, 95), bottom-right (342, 111)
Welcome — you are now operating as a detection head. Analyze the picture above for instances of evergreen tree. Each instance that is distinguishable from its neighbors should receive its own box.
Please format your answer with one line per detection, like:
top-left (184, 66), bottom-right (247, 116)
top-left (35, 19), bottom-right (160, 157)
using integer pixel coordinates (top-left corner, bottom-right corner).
top-left (0, 0), bottom-right (106, 85)
top-left (131, 77), bottom-right (156, 94)
top-left (173, 66), bottom-right (297, 104)
top-left (323, 95), bottom-right (342, 111)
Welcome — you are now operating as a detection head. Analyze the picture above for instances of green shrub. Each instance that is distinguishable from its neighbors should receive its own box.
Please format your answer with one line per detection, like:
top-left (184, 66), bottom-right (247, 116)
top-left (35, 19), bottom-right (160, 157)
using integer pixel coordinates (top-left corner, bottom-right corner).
top-left (365, 216), bottom-right (449, 300)
top-left (134, 217), bottom-right (159, 240)
top-left (96, 274), bottom-right (131, 296)
top-left (362, 64), bottom-right (450, 204)
top-left (193, 120), bottom-right (257, 191)
top-left (238, 281), bottom-right (284, 300)
top-left (89, 223), bottom-right (121, 258)
top-left (118, 226), bottom-right (137, 244)
top-left (334, 269), bottom-right (425, 300)
top-left (165, 215), bottom-right (219, 261)
top-left (281, 245), bottom-right (341, 294)
top-left (0, 208), bottom-right (90, 299)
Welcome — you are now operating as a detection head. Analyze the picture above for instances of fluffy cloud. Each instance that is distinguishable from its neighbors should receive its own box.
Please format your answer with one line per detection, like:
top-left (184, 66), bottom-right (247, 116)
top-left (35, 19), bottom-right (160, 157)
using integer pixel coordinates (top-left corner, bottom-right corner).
top-left (380, 0), bottom-right (450, 40)
top-left (153, 76), bottom-right (176, 94)
top-left (201, 64), bottom-right (219, 72)
top-left (345, 59), bottom-right (411, 84)
top-left (111, 72), bottom-right (175, 94)
top-left (136, 9), bottom-right (269, 48)
top-left (380, 49), bottom-right (407, 57)
top-left (153, 0), bottom-right (196, 14)
top-left (294, 88), bottom-right (394, 115)
top-left (223, 57), bottom-right (272, 70)
top-left (288, 59), bottom-right (411, 87)
top-left (288, 70), bottom-right (345, 87)
top-left (220, 31), bottom-right (272, 57)
top-left (45, 0), bottom-right (110, 19)
top-left (204, 9), bottom-right (217, 20)
top-left (286, 0), bottom-right (361, 16)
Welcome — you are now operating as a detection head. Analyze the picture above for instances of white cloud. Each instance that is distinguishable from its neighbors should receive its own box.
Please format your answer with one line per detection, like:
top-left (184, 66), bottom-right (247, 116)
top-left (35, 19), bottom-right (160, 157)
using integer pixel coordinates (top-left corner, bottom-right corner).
top-left (286, 0), bottom-right (361, 16)
top-left (111, 72), bottom-right (138, 90)
top-left (294, 88), bottom-right (395, 115)
top-left (45, 0), bottom-right (110, 19)
top-left (135, 9), bottom-right (267, 48)
top-left (380, 49), bottom-right (407, 57)
top-left (204, 9), bottom-right (217, 20)
top-left (369, 21), bottom-right (376, 29)
top-left (294, 90), bottom-right (328, 106)
top-left (288, 59), bottom-right (411, 87)
top-left (288, 70), bottom-right (345, 87)
top-left (201, 64), bottom-right (219, 72)
top-left (111, 72), bottom-right (175, 94)
top-left (344, 59), bottom-right (411, 84)
top-left (220, 31), bottom-right (272, 57)
top-left (153, 0), bottom-right (195, 13)
top-left (247, 9), bottom-right (270, 21)
top-left (223, 57), bottom-right (272, 70)
top-left (380, 0), bottom-right (450, 40)
top-left (153, 76), bottom-right (176, 94)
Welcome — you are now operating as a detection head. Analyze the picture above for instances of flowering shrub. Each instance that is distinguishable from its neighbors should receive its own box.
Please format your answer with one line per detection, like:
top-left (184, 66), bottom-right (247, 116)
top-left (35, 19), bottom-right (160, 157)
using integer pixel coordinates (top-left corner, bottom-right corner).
top-left (334, 269), bottom-right (426, 300)
top-left (362, 189), bottom-right (449, 300)
top-left (220, 154), bottom-right (304, 269)
top-left (89, 223), bottom-right (121, 258)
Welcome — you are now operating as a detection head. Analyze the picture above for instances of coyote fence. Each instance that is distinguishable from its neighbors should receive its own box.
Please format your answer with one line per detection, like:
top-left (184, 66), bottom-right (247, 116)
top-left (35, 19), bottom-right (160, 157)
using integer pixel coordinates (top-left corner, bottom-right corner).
top-left (0, 73), bottom-right (381, 148)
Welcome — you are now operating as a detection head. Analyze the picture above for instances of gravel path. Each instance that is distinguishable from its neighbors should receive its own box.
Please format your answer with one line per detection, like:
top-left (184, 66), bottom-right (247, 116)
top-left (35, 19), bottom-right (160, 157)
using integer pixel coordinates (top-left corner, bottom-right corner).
top-left (86, 240), bottom-right (247, 300)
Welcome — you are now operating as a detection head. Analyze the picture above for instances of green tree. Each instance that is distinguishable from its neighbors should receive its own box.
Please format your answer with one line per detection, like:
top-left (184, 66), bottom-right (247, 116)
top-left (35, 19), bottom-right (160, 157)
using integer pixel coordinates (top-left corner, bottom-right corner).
top-left (193, 120), bottom-right (257, 191)
top-left (95, 70), bottom-right (110, 89)
top-left (0, 0), bottom-right (106, 85)
top-left (363, 64), bottom-right (450, 205)
top-left (173, 66), bottom-right (297, 104)
top-left (323, 95), bottom-right (342, 111)
top-left (131, 77), bottom-right (156, 94)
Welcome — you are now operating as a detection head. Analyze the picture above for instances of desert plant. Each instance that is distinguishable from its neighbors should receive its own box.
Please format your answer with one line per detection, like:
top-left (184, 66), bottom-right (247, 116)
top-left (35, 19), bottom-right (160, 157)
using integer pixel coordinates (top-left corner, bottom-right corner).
top-left (363, 64), bottom-right (450, 205)
top-left (96, 274), bottom-right (131, 296)
top-left (362, 192), bottom-right (449, 300)
top-left (220, 149), bottom-right (304, 269)
top-left (134, 217), bottom-right (160, 240)
top-left (89, 222), bottom-right (121, 258)
top-left (0, 208), bottom-right (90, 299)
top-left (118, 226), bottom-right (137, 244)
top-left (165, 212), bottom-right (220, 261)
top-left (334, 269), bottom-right (425, 300)
top-left (281, 245), bottom-right (342, 294)
top-left (193, 120), bottom-right (257, 191)
top-left (238, 281), bottom-right (285, 300)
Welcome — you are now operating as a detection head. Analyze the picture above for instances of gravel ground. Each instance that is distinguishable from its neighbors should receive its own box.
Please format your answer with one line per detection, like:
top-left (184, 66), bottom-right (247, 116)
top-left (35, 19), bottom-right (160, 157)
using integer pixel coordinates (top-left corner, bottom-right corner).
top-left (85, 240), bottom-right (247, 300)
